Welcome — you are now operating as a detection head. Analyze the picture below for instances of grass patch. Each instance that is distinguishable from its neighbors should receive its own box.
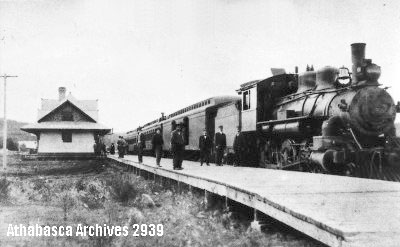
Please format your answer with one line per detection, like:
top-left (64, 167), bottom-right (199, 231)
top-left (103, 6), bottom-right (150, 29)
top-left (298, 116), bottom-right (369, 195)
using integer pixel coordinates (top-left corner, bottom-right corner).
top-left (0, 177), bottom-right (11, 202)
top-left (0, 158), bottom-right (323, 247)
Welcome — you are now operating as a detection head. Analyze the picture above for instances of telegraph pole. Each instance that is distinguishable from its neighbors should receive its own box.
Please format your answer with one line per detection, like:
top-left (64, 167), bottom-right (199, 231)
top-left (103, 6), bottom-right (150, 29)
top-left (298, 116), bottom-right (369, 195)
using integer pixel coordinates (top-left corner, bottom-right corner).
top-left (0, 74), bottom-right (17, 172)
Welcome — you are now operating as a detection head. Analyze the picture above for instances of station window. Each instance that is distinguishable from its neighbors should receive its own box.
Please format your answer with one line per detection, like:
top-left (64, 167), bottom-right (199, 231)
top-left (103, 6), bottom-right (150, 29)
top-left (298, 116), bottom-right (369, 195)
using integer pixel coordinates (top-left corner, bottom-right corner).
top-left (243, 90), bottom-right (251, 110)
top-left (61, 131), bottom-right (72, 143)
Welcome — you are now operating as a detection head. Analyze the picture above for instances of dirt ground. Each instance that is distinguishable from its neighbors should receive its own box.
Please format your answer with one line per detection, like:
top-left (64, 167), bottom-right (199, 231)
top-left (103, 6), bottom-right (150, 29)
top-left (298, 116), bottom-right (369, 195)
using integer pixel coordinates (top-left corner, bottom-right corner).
top-left (0, 156), bottom-right (323, 247)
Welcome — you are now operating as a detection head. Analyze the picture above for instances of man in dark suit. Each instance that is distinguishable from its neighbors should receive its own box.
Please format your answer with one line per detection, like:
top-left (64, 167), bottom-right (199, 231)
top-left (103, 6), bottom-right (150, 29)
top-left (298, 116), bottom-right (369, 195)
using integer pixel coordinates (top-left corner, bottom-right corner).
top-left (199, 129), bottom-right (212, 166)
top-left (214, 125), bottom-right (226, 166)
top-left (117, 136), bottom-right (127, 158)
top-left (110, 143), bottom-right (115, 155)
top-left (152, 128), bottom-right (164, 167)
top-left (138, 131), bottom-right (145, 163)
top-left (233, 126), bottom-right (246, 167)
top-left (171, 124), bottom-right (185, 170)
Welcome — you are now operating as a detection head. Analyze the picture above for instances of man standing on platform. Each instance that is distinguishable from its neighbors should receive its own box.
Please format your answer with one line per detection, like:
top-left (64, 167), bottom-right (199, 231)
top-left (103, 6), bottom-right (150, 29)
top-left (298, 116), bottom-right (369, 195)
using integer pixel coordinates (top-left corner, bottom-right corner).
top-left (233, 126), bottom-right (245, 167)
top-left (214, 125), bottom-right (226, 166)
top-left (110, 143), bottom-right (115, 155)
top-left (171, 124), bottom-right (185, 170)
top-left (199, 129), bottom-right (212, 166)
top-left (117, 136), bottom-right (127, 158)
top-left (152, 128), bottom-right (164, 167)
top-left (138, 131), bottom-right (145, 163)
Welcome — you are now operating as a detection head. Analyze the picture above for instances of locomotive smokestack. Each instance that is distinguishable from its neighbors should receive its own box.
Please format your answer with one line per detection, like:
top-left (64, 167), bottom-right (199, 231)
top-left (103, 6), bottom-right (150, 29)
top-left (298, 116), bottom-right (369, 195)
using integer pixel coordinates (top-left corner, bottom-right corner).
top-left (351, 43), bottom-right (366, 83)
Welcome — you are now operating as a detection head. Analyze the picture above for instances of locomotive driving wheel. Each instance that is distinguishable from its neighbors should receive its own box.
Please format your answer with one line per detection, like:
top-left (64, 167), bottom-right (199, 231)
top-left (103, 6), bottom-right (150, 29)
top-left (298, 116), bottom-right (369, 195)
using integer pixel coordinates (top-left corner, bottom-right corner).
top-left (278, 139), bottom-right (299, 169)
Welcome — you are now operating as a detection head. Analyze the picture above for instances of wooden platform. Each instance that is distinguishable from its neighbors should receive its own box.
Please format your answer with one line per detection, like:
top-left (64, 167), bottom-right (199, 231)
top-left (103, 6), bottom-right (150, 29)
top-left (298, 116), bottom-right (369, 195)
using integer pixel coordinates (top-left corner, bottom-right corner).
top-left (108, 155), bottom-right (400, 247)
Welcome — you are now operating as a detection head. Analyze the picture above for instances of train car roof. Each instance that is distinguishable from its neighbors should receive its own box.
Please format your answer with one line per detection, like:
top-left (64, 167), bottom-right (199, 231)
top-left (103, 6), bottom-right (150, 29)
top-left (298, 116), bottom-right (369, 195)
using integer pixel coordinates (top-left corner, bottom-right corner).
top-left (238, 80), bottom-right (261, 91)
top-left (124, 95), bottom-right (240, 134)
top-left (165, 95), bottom-right (240, 121)
top-left (237, 73), bottom-right (297, 92)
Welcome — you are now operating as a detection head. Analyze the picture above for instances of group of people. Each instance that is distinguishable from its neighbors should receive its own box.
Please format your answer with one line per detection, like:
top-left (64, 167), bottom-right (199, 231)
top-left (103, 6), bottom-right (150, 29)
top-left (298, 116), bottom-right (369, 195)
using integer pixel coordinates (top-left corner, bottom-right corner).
top-left (171, 124), bottom-right (246, 169)
top-left (198, 125), bottom-right (246, 167)
top-left (116, 136), bottom-right (127, 158)
top-left (135, 128), bottom-right (164, 166)
top-left (93, 141), bottom-right (107, 157)
top-left (113, 124), bottom-right (246, 169)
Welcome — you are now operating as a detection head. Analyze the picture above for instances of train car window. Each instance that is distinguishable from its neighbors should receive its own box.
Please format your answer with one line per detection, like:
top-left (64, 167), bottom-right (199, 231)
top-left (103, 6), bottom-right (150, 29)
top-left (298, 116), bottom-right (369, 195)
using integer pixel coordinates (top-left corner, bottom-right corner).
top-left (208, 99), bottom-right (210, 104)
top-left (183, 117), bottom-right (189, 145)
top-left (171, 120), bottom-right (177, 131)
top-left (243, 90), bottom-right (251, 110)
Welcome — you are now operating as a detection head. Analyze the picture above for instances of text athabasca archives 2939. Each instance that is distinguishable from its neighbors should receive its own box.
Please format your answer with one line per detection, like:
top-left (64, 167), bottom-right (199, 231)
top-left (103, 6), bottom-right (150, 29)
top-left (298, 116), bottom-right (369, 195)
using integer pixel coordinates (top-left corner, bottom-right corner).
top-left (7, 224), bottom-right (164, 237)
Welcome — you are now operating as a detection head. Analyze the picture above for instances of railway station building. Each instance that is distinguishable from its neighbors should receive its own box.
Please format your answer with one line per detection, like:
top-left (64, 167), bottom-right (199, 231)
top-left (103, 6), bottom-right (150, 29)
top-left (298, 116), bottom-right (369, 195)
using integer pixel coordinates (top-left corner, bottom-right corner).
top-left (21, 87), bottom-right (111, 158)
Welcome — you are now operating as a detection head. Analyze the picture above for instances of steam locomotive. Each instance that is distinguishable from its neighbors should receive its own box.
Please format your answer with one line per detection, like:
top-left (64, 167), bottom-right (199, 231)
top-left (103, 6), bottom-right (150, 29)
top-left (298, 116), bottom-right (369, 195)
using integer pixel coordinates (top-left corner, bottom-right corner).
top-left (124, 43), bottom-right (400, 181)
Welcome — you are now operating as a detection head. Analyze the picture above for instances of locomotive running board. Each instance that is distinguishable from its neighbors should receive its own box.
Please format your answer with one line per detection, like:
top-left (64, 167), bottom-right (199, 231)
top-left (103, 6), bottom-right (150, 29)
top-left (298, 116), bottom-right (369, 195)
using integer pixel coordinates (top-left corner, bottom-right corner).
top-left (257, 115), bottom-right (328, 126)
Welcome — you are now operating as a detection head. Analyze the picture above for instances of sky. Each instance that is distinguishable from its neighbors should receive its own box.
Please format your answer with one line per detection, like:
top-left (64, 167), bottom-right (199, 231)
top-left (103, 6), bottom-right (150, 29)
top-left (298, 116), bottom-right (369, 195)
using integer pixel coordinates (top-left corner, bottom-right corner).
top-left (0, 0), bottom-right (399, 132)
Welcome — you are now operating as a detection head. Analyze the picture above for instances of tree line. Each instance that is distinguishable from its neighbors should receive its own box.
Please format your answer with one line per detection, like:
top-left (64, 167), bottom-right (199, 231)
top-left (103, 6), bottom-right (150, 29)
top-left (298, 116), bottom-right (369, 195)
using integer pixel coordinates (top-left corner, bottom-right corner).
top-left (0, 137), bottom-right (19, 151)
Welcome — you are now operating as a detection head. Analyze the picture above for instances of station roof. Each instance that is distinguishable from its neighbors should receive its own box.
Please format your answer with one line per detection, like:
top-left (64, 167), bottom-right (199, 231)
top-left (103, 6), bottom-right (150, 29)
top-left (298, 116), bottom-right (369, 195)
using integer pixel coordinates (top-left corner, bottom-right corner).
top-left (21, 122), bottom-right (111, 135)
top-left (21, 88), bottom-right (110, 135)
top-left (38, 93), bottom-right (99, 122)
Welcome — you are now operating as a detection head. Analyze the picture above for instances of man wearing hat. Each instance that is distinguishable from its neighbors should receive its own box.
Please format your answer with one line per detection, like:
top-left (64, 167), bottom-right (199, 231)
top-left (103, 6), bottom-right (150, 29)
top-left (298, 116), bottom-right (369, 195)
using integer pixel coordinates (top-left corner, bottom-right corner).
top-left (199, 129), bottom-right (212, 166)
top-left (152, 128), bottom-right (164, 167)
top-left (214, 125), bottom-right (226, 166)
top-left (117, 136), bottom-right (127, 158)
top-left (233, 126), bottom-right (245, 166)
top-left (171, 124), bottom-right (185, 170)
top-left (137, 131), bottom-right (145, 163)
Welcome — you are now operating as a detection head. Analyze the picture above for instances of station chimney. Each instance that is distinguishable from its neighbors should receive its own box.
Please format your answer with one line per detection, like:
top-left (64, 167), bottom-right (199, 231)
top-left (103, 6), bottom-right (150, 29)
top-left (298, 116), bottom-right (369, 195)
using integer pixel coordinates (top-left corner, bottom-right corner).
top-left (59, 87), bottom-right (66, 101)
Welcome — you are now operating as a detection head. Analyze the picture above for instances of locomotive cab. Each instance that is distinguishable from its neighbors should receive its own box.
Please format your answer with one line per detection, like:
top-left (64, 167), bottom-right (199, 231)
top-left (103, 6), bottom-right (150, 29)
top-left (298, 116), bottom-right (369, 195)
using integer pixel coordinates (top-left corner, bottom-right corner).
top-left (237, 72), bottom-right (299, 129)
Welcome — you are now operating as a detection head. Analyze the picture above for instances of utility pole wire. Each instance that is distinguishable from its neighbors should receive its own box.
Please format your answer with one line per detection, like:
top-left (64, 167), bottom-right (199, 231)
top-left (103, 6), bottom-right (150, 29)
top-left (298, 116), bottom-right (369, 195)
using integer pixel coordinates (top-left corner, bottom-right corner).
top-left (0, 74), bottom-right (17, 173)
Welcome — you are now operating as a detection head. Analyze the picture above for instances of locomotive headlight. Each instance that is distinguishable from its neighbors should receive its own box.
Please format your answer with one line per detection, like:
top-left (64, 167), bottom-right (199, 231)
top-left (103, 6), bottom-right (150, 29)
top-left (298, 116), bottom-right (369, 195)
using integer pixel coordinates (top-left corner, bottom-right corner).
top-left (337, 66), bottom-right (351, 86)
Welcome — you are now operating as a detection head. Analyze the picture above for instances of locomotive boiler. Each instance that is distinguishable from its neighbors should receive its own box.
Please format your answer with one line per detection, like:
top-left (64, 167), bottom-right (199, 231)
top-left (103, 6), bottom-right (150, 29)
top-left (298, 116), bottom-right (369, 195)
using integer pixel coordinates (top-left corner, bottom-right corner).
top-left (237, 43), bottom-right (400, 180)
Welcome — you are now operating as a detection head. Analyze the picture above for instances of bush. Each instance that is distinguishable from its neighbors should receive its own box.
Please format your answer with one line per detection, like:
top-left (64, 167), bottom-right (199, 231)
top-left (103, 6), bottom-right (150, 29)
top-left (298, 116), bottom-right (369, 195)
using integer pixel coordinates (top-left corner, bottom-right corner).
top-left (107, 176), bottom-right (138, 204)
top-left (75, 178), bottom-right (86, 191)
top-left (80, 182), bottom-right (104, 209)
top-left (60, 192), bottom-right (75, 221)
top-left (0, 177), bottom-right (11, 201)
top-left (32, 179), bottom-right (52, 201)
